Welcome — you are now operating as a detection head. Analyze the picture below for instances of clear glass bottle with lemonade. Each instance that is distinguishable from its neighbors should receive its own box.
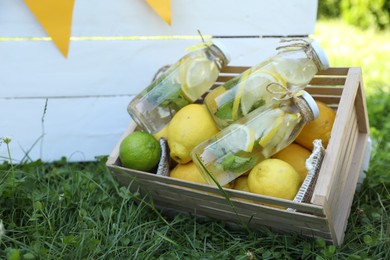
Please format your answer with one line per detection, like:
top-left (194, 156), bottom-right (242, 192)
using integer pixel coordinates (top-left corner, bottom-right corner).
top-left (127, 40), bottom-right (230, 135)
top-left (204, 39), bottom-right (329, 129)
top-left (191, 91), bottom-right (319, 186)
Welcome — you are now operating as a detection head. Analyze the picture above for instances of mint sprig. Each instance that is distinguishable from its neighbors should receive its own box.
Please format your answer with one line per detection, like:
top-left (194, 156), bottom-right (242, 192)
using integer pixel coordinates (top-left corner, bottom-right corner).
top-left (147, 83), bottom-right (190, 111)
top-left (218, 152), bottom-right (257, 174)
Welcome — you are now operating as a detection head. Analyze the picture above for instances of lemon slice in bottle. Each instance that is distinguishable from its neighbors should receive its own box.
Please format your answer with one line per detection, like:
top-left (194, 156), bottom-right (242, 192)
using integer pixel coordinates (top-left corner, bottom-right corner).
top-left (207, 124), bottom-right (256, 158)
top-left (240, 71), bottom-right (286, 116)
top-left (180, 57), bottom-right (219, 102)
top-left (258, 114), bottom-right (284, 147)
top-left (231, 71), bottom-right (250, 121)
top-left (261, 112), bottom-right (301, 158)
top-left (231, 68), bottom-right (287, 120)
top-left (246, 108), bottom-right (284, 144)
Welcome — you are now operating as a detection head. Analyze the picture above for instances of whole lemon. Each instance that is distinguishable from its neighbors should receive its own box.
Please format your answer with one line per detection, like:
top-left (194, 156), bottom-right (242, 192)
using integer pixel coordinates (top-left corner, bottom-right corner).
top-left (170, 161), bottom-right (207, 184)
top-left (168, 104), bottom-right (219, 164)
top-left (153, 124), bottom-right (169, 140)
top-left (233, 175), bottom-right (250, 192)
top-left (170, 161), bottom-right (234, 188)
top-left (295, 100), bottom-right (336, 150)
top-left (248, 159), bottom-right (301, 201)
top-left (119, 131), bottom-right (161, 172)
top-left (272, 143), bottom-right (312, 182)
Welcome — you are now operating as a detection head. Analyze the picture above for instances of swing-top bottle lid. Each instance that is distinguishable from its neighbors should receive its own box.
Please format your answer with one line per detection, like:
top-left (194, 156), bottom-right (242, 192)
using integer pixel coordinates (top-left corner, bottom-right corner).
top-left (211, 40), bottom-right (231, 65)
top-left (310, 40), bottom-right (330, 71)
top-left (300, 91), bottom-right (319, 119)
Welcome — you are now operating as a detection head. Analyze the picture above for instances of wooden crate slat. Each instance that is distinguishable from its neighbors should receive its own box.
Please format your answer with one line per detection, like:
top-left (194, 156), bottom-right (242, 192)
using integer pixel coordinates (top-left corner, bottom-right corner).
top-left (216, 75), bottom-right (238, 82)
top-left (156, 199), bottom-right (333, 241)
top-left (220, 66), bottom-right (249, 74)
top-left (333, 132), bottom-right (369, 244)
top-left (316, 67), bottom-right (350, 76)
top-left (148, 184), bottom-right (326, 220)
top-left (354, 72), bottom-right (370, 134)
top-left (328, 111), bottom-right (358, 212)
top-left (312, 100), bottom-right (356, 206)
top-left (331, 120), bottom-right (359, 242)
top-left (111, 168), bottom-right (325, 215)
top-left (311, 67), bottom-right (361, 205)
top-left (150, 189), bottom-right (328, 228)
top-left (310, 96), bottom-right (341, 104)
top-left (309, 77), bottom-right (346, 85)
top-left (305, 86), bottom-right (343, 96)
top-left (155, 198), bottom-right (331, 235)
top-left (196, 206), bottom-right (330, 236)
top-left (311, 128), bottom-right (350, 206)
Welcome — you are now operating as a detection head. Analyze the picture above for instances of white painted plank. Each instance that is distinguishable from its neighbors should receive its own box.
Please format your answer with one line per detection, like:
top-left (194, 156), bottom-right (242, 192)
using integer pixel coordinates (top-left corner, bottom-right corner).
top-left (0, 38), bottom-right (284, 98)
top-left (0, 98), bottom-right (45, 162)
top-left (0, 97), bottom-right (132, 162)
top-left (0, 0), bottom-right (317, 37)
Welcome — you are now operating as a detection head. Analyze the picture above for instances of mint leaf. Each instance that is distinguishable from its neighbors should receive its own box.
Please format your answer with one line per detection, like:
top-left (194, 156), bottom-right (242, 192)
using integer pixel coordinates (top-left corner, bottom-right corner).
top-left (147, 83), bottom-right (190, 111)
top-left (214, 100), bottom-right (244, 121)
top-left (249, 99), bottom-right (266, 114)
top-left (218, 152), bottom-right (258, 174)
top-left (215, 100), bottom-right (234, 120)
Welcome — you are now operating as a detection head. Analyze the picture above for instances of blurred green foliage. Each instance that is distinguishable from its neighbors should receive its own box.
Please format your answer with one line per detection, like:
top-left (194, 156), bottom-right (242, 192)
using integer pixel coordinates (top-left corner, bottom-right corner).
top-left (318, 0), bottom-right (390, 30)
top-left (318, 0), bottom-right (342, 18)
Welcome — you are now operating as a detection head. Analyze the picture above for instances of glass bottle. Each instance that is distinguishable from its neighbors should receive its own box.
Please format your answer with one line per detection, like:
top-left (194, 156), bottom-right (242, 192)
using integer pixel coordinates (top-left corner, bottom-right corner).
top-left (127, 40), bottom-right (231, 135)
top-left (204, 39), bottom-right (328, 129)
top-left (191, 91), bottom-right (319, 186)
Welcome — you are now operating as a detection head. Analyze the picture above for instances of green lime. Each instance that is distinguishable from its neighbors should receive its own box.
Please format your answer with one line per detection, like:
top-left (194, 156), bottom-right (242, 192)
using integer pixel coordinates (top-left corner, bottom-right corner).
top-left (119, 131), bottom-right (161, 172)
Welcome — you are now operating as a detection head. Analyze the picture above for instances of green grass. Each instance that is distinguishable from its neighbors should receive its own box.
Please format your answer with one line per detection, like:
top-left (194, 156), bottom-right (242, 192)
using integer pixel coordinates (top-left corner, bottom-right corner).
top-left (315, 19), bottom-right (390, 95)
top-left (1, 20), bottom-right (389, 259)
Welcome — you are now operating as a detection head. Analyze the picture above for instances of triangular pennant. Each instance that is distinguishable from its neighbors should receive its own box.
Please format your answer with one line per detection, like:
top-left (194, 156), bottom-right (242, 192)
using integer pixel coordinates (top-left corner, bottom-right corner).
top-left (24, 0), bottom-right (75, 58)
top-left (146, 0), bottom-right (171, 25)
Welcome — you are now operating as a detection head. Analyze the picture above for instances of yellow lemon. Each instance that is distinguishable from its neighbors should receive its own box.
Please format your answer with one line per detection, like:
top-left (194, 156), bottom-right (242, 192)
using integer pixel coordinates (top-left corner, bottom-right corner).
top-left (223, 181), bottom-right (235, 189)
top-left (233, 175), bottom-right (250, 192)
top-left (272, 143), bottom-right (312, 182)
top-left (231, 175), bottom-right (254, 203)
top-left (153, 124), bottom-right (169, 140)
top-left (295, 100), bottom-right (336, 150)
top-left (170, 161), bottom-right (207, 184)
top-left (248, 159), bottom-right (301, 205)
top-left (170, 161), bottom-right (233, 188)
top-left (168, 104), bottom-right (219, 164)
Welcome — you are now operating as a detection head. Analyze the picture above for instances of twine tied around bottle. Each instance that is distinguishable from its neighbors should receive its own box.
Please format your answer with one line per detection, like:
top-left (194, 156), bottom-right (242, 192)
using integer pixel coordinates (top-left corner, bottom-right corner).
top-left (266, 82), bottom-right (315, 123)
top-left (276, 38), bottom-right (324, 71)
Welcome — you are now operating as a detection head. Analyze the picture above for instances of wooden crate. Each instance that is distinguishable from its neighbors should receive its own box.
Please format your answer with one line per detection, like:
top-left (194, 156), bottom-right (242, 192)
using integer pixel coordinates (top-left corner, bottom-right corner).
top-left (106, 66), bottom-right (369, 246)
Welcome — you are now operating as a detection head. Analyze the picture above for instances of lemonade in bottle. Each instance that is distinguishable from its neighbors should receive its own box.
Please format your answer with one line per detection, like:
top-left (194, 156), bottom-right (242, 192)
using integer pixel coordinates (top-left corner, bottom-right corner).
top-left (204, 39), bottom-right (328, 129)
top-left (191, 91), bottom-right (319, 186)
top-left (127, 41), bottom-right (230, 135)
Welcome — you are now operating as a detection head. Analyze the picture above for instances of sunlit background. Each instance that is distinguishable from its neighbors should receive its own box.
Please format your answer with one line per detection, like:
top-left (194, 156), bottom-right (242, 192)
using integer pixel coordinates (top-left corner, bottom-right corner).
top-left (314, 0), bottom-right (390, 95)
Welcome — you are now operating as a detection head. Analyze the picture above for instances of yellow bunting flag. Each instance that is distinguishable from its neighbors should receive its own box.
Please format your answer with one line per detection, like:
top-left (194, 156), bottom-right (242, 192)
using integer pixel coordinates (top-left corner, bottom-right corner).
top-left (24, 0), bottom-right (75, 58)
top-left (146, 0), bottom-right (171, 25)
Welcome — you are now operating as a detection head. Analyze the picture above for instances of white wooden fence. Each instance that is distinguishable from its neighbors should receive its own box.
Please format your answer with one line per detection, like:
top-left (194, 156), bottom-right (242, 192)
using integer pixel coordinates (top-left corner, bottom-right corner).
top-left (0, 0), bottom-right (318, 162)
